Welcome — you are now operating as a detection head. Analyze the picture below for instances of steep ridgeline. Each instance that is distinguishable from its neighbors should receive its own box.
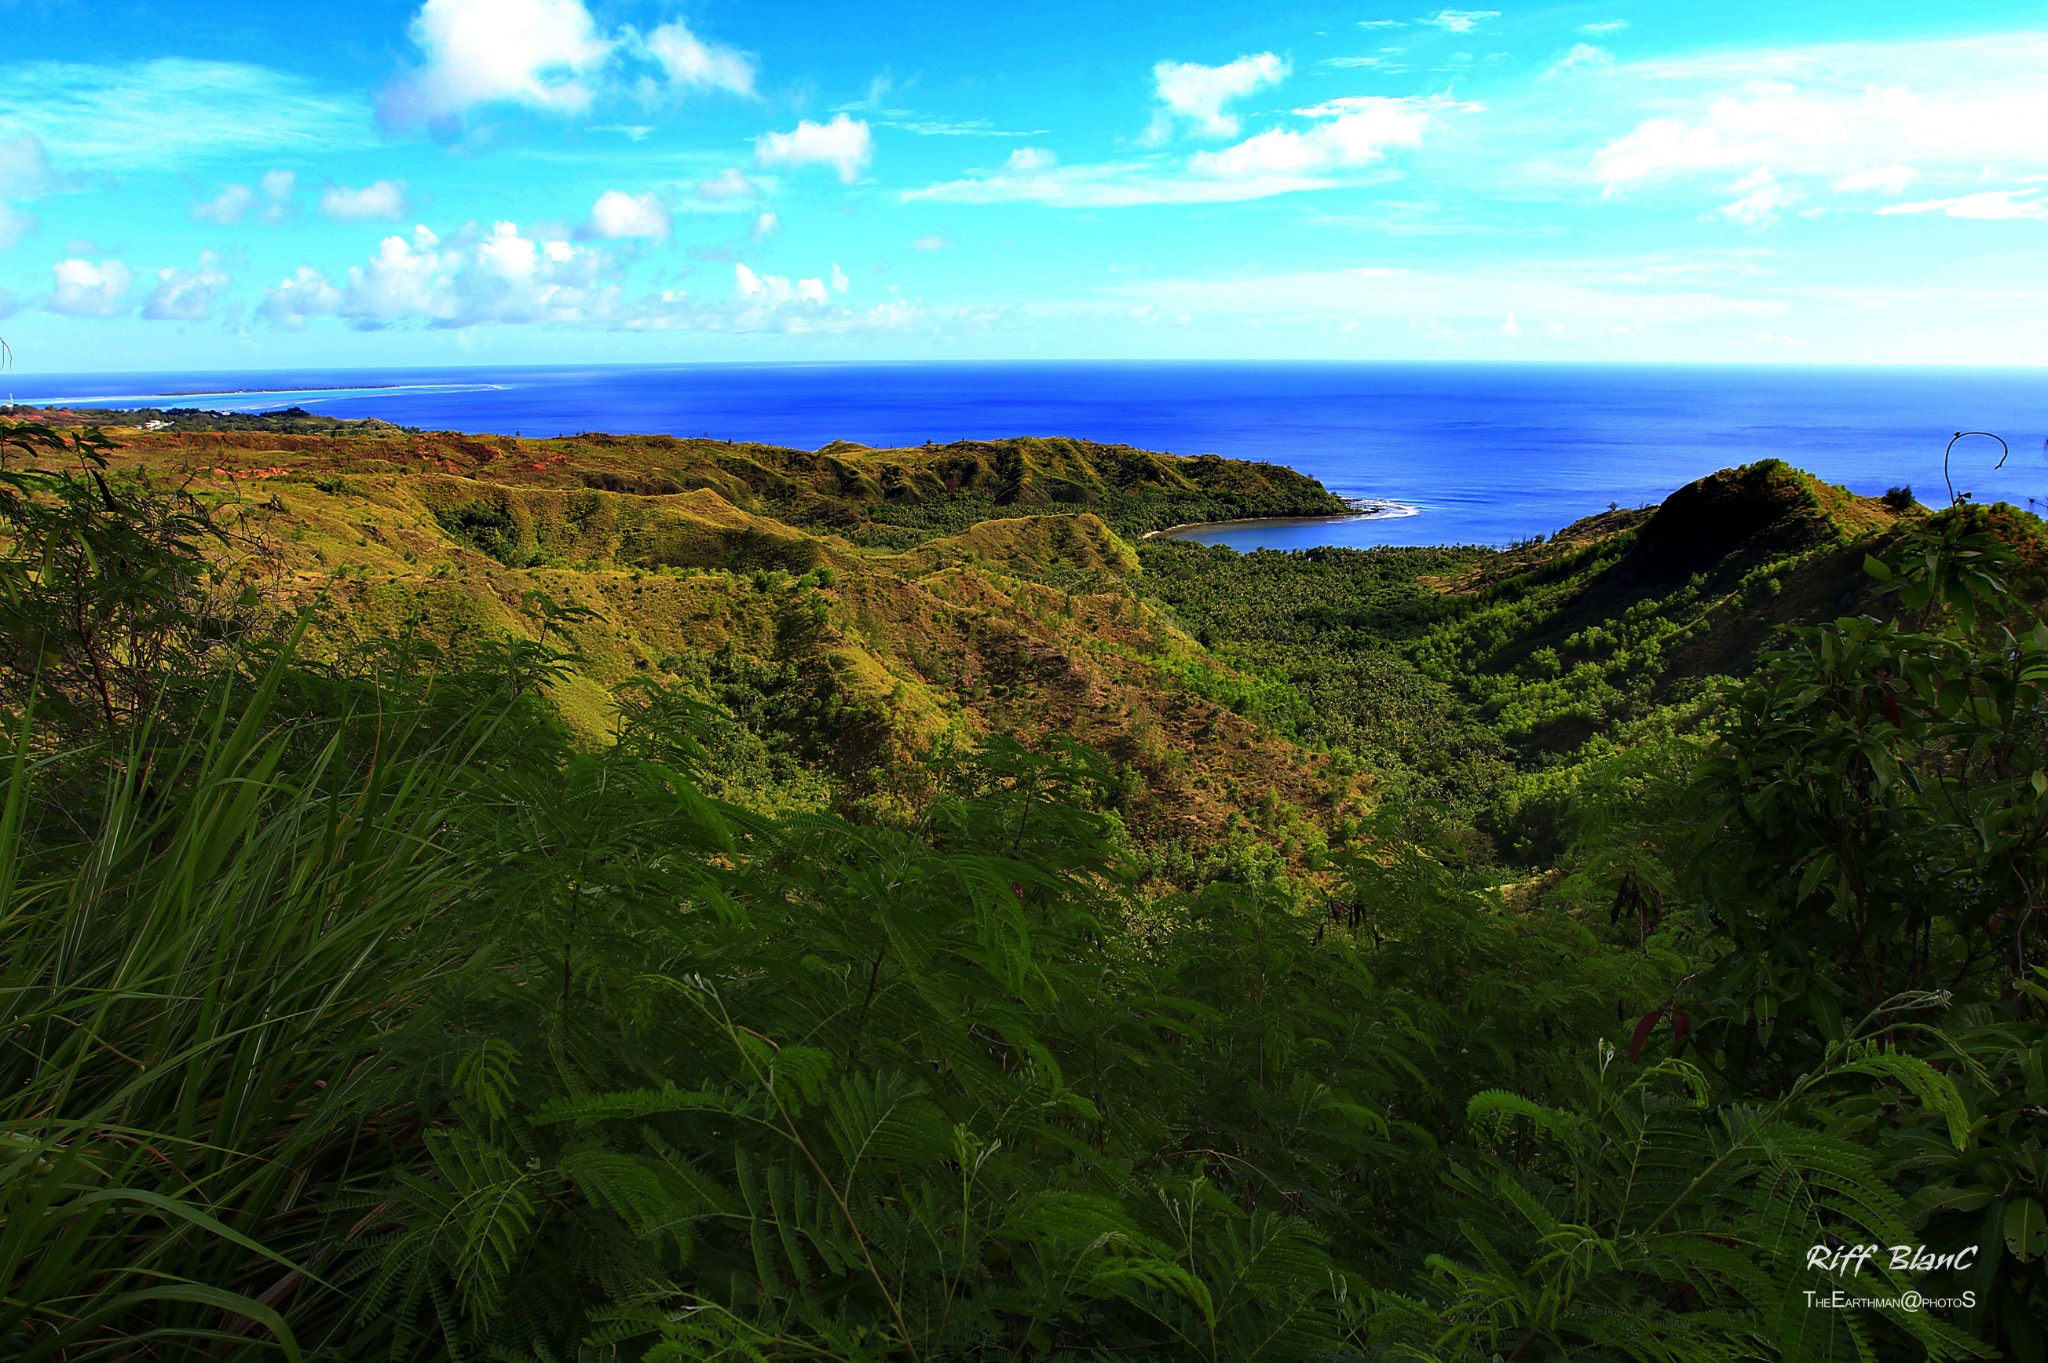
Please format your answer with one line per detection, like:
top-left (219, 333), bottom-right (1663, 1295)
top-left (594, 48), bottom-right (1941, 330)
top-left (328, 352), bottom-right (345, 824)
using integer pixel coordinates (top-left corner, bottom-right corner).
top-left (103, 424), bottom-right (1349, 544)
top-left (1141, 460), bottom-right (2046, 858)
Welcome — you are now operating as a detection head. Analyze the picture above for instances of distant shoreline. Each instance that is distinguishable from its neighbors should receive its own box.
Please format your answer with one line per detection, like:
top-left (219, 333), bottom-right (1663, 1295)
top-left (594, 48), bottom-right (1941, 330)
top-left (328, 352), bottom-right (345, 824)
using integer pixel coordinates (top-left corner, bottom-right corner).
top-left (1142, 499), bottom-right (1420, 541)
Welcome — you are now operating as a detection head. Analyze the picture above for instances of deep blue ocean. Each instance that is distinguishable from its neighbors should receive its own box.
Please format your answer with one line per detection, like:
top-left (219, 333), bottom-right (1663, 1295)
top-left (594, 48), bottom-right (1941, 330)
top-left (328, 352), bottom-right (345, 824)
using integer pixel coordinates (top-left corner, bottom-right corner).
top-left (9, 363), bottom-right (2044, 549)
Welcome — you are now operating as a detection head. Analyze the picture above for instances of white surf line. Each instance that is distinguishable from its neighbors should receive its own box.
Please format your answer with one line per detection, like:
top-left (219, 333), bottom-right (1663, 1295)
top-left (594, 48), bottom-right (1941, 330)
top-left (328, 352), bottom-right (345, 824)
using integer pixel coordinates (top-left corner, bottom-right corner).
top-left (23, 382), bottom-right (510, 405)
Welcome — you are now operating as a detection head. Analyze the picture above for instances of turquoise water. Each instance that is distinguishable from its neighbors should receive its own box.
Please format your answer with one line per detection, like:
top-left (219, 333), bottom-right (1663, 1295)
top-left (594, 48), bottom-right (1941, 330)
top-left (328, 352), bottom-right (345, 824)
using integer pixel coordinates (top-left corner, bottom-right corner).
top-left (11, 362), bottom-right (2044, 547)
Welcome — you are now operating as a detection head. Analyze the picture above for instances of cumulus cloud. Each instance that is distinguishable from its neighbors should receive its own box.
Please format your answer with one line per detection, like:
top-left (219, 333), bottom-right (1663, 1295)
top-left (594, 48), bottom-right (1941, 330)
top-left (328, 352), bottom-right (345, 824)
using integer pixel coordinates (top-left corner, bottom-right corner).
top-left (751, 211), bottom-right (778, 241)
top-left (641, 19), bottom-right (755, 97)
top-left (1147, 53), bottom-right (1289, 141)
top-left (1876, 189), bottom-right (2048, 221)
top-left (249, 221), bottom-right (900, 336)
top-left (257, 222), bottom-right (617, 329)
top-left (322, 180), bottom-right (411, 222)
top-left (755, 114), bottom-right (872, 182)
top-left (587, 188), bottom-right (671, 240)
top-left (1190, 95), bottom-right (1440, 179)
top-left (356, 222), bottom-right (614, 326)
top-left (1580, 20), bottom-right (1629, 35)
top-left (192, 183), bottom-right (255, 224)
top-left (261, 170), bottom-right (297, 219)
top-left (380, 0), bottom-right (761, 127)
top-left (733, 260), bottom-right (849, 311)
top-left (258, 265), bottom-right (342, 329)
top-left (596, 257), bottom-right (916, 335)
top-left (382, 0), bottom-right (612, 124)
top-left (144, 251), bottom-right (230, 320)
top-left (193, 169), bottom-right (298, 225)
top-left (1416, 9), bottom-right (1498, 33)
top-left (694, 167), bottom-right (758, 201)
top-left (46, 257), bottom-right (132, 317)
top-left (912, 233), bottom-right (949, 251)
top-left (1549, 44), bottom-right (1614, 74)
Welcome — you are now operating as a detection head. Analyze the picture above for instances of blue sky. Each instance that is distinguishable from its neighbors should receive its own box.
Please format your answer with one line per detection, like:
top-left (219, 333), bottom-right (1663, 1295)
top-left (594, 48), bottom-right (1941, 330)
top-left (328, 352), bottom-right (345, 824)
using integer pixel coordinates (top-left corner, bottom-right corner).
top-left (1, 0), bottom-right (2044, 372)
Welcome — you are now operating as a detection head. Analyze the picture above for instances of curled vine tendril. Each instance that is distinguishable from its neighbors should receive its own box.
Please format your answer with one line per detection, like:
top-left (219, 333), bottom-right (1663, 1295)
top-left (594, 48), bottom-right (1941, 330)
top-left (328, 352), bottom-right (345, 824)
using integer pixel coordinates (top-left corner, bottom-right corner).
top-left (1943, 430), bottom-right (2009, 507)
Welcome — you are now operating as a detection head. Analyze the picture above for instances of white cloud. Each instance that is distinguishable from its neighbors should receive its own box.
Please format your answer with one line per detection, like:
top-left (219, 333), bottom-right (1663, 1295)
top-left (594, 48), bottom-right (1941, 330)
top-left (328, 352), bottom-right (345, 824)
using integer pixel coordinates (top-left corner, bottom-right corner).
top-left (381, 0), bottom-right (761, 126)
top-left (258, 266), bottom-right (343, 329)
top-left (0, 134), bottom-right (55, 249)
top-left (751, 211), bottom-right (778, 241)
top-left (878, 117), bottom-right (1048, 137)
top-left (694, 167), bottom-right (758, 201)
top-left (253, 224), bottom-right (892, 337)
top-left (1592, 33), bottom-right (2048, 194)
top-left (587, 188), bottom-right (671, 240)
top-left (383, 0), bottom-right (613, 123)
top-left (1189, 96), bottom-right (1440, 180)
top-left (0, 134), bottom-right (55, 197)
top-left (1147, 53), bottom-right (1289, 141)
top-left (1876, 189), bottom-right (2048, 221)
top-left (143, 252), bottom-right (230, 320)
top-left (735, 262), bottom-right (787, 302)
top-left (1417, 9), bottom-right (1498, 33)
top-left (754, 114), bottom-right (872, 182)
top-left (1549, 44), bottom-right (1613, 74)
top-left (641, 20), bottom-right (756, 97)
top-left (1580, 20), bottom-right (1629, 35)
top-left (193, 170), bottom-right (298, 225)
top-left (192, 183), bottom-right (256, 224)
top-left (1715, 168), bottom-right (1800, 227)
top-left (0, 60), bottom-right (371, 168)
top-left (912, 233), bottom-right (949, 251)
top-left (1323, 54), bottom-right (1407, 72)
top-left (261, 170), bottom-right (297, 221)
top-left (1359, 18), bottom-right (1406, 27)
top-left (1832, 164), bottom-right (1917, 194)
top-left (608, 261), bottom-right (909, 335)
top-left (726, 260), bottom-right (867, 325)
top-left (321, 180), bottom-right (411, 222)
top-left (46, 258), bottom-right (132, 317)
top-left (272, 222), bottom-right (617, 329)
top-left (909, 95), bottom-right (1458, 207)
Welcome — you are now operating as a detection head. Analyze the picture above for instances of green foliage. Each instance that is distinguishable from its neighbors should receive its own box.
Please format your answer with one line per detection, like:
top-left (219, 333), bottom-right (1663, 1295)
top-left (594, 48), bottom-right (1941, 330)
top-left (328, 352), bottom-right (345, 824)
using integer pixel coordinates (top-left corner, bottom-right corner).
top-left (6, 430), bottom-right (2044, 1361)
top-left (0, 420), bottom-right (257, 729)
top-left (434, 497), bottom-right (539, 567)
top-left (1369, 1035), bottom-right (1988, 1362)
